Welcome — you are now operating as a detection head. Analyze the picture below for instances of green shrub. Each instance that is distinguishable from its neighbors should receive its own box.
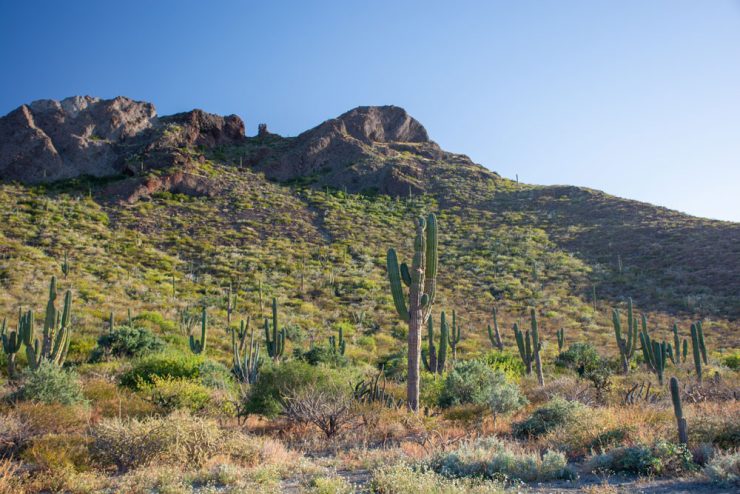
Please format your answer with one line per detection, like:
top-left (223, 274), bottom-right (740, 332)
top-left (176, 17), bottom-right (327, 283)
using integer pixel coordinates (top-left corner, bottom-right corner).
top-left (482, 351), bottom-right (525, 380)
top-left (139, 376), bottom-right (211, 412)
top-left (439, 360), bottom-right (519, 409)
top-left (370, 463), bottom-right (504, 494)
top-left (197, 360), bottom-right (233, 389)
top-left (15, 362), bottom-right (87, 405)
top-left (293, 345), bottom-right (348, 367)
top-left (555, 343), bottom-right (612, 399)
top-left (588, 441), bottom-right (697, 476)
top-left (431, 437), bottom-right (574, 482)
top-left (723, 352), bottom-right (740, 371)
top-left (704, 450), bottom-right (740, 486)
top-left (90, 326), bottom-right (165, 362)
top-left (308, 475), bottom-right (355, 494)
top-left (120, 352), bottom-right (202, 388)
top-left (244, 361), bottom-right (349, 418)
top-left (512, 397), bottom-right (584, 439)
top-left (420, 372), bottom-right (445, 409)
top-left (487, 380), bottom-right (527, 424)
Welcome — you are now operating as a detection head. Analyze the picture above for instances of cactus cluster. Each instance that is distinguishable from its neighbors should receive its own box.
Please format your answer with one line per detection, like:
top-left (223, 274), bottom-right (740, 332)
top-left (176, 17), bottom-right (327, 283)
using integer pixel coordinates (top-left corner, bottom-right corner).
top-left (671, 324), bottom-right (688, 364)
top-left (329, 327), bottom-right (346, 355)
top-left (639, 315), bottom-right (669, 385)
top-left (264, 297), bottom-right (285, 361)
top-left (386, 213), bottom-right (438, 411)
top-left (612, 298), bottom-right (637, 374)
top-left (188, 307), bottom-right (208, 355)
top-left (422, 312), bottom-right (448, 374)
top-left (487, 306), bottom-right (503, 351)
top-left (232, 320), bottom-right (260, 384)
top-left (513, 308), bottom-right (544, 386)
top-left (447, 310), bottom-right (461, 363)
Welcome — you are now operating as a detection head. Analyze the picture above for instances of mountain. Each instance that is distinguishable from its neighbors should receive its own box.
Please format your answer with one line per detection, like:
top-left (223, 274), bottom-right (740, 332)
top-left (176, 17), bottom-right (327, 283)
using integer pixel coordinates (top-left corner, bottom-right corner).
top-left (0, 96), bottom-right (737, 358)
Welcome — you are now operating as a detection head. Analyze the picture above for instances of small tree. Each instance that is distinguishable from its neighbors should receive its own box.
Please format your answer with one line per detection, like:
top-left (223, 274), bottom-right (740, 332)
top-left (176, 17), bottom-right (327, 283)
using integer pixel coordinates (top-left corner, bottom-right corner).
top-left (283, 384), bottom-right (354, 439)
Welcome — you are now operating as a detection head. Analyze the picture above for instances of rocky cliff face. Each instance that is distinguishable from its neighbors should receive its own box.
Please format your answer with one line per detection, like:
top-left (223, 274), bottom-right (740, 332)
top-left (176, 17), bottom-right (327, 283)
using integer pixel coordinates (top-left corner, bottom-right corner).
top-left (0, 96), bottom-right (245, 183)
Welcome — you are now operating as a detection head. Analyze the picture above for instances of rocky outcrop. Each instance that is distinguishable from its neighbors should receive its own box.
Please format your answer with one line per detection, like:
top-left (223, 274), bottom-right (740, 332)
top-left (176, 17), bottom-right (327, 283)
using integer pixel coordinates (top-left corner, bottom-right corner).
top-left (0, 96), bottom-right (245, 183)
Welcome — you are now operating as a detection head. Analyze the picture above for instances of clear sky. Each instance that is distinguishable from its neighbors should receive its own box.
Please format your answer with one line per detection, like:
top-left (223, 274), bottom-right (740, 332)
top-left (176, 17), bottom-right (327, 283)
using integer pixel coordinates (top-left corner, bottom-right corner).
top-left (2, 1), bottom-right (739, 221)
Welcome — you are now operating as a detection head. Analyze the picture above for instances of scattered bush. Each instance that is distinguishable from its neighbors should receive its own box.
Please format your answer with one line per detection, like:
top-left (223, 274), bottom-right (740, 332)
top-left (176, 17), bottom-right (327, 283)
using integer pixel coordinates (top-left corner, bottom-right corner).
top-left (587, 441), bottom-right (697, 476)
top-left (482, 351), bottom-right (525, 380)
top-left (487, 380), bottom-right (527, 425)
top-left (20, 433), bottom-right (91, 472)
top-left (704, 450), bottom-right (740, 486)
top-left (308, 475), bottom-right (355, 494)
top-left (371, 463), bottom-right (504, 494)
top-left (555, 343), bottom-right (612, 400)
top-left (15, 362), bottom-right (87, 405)
top-left (120, 352), bottom-right (202, 388)
top-left (283, 384), bottom-right (355, 438)
top-left (512, 397), bottom-right (584, 439)
top-left (89, 325), bottom-right (164, 362)
top-left (440, 360), bottom-right (515, 408)
top-left (294, 345), bottom-right (348, 367)
top-left (722, 352), bottom-right (740, 371)
top-left (139, 375), bottom-right (211, 412)
top-left (430, 437), bottom-right (574, 482)
top-left (197, 359), bottom-right (233, 389)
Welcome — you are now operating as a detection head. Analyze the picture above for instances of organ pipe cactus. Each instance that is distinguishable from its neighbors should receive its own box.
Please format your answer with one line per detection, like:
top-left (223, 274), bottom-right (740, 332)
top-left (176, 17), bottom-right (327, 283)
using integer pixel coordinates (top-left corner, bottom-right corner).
top-left (672, 324), bottom-right (681, 364)
top-left (329, 327), bottom-right (346, 355)
top-left (650, 340), bottom-right (667, 385)
top-left (513, 322), bottom-right (532, 375)
top-left (264, 297), bottom-right (285, 361)
top-left (21, 276), bottom-right (73, 369)
top-left (670, 376), bottom-right (688, 445)
top-left (487, 306), bottom-right (503, 351)
top-left (556, 328), bottom-right (565, 352)
top-left (696, 321), bottom-right (707, 365)
top-left (189, 307), bottom-right (207, 354)
top-left (530, 308), bottom-right (544, 386)
top-left (690, 323), bottom-right (702, 382)
top-left (1, 314), bottom-right (22, 377)
top-left (232, 323), bottom-right (260, 384)
top-left (386, 213), bottom-right (438, 411)
top-left (422, 311), bottom-right (448, 374)
top-left (447, 310), bottom-right (461, 363)
top-left (612, 298), bottom-right (637, 374)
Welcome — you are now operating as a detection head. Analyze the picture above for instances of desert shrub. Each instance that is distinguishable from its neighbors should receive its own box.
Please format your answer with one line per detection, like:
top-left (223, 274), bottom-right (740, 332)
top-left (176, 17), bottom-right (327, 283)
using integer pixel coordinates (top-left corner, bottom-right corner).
top-left (722, 352), bottom-right (740, 371)
top-left (370, 463), bottom-right (504, 494)
top-left (139, 375), bottom-right (211, 412)
top-left (89, 325), bottom-right (164, 362)
top-left (487, 380), bottom-right (527, 425)
top-left (420, 372), bottom-right (445, 409)
top-left (430, 437), bottom-right (574, 482)
top-left (293, 345), bottom-right (348, 367)
top-left (587, 427), bottom-right (635, 453)
top-left (482, 351), bottom-right (525, 380)
top-left (244, 360), bottom-right (348, 418)
top-left (525, 376), bottom-right (596, 406)
top-left (440, 360), bottom-right (512, 408)
top-left (555, 343), bottom-right (612, 400)
top-left (15, 362), bottom-right (87, 405)
top-left (20, 433), bottom-right (91, 471)
top-left (704, 450), bottom-right (740, 486)
top-left (90, 410), bottom-right (291, 473)
top-left (120, 352), bottom-right (201, 388)
top-left (197, 359), bottom-right (233, 389)
top-left (587, 440), bottom-right (697, 476)
top-left (283, 384), bottom-right (355, 438)
top-left (308, 475), bottom-right (355, 494)
top-left (512, 397), bottom-right (584, 439)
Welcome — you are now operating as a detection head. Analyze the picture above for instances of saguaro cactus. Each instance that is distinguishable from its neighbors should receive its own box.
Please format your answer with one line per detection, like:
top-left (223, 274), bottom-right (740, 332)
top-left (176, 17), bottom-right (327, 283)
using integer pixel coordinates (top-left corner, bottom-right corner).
top-left (422, 311), bottom-right (448, 374)
top-left (264, 297), bottom-right (285, 361)
top-left (650, 340), bottom-right (667, 385)
top-left (612, 298), bottom-right (637, 374)
top-left (1, 315), bottom-right (22, 377)
top-left (61, 251), bottom-right (70, 278)
top-left (513, 322), bottom-right (532, 375)
top-left (189, 306), bottom-right (208, 354)
top-left (329, 327), bottom-right (346, 355)
top-left (386, 213), bottom-right (438, 411)
top-left (690, 323), bottom-right (702, 382)
top-left (487, 306), bottom-right (503, 351)
top-left (670, 376), bottom-right (688, 445)
top-left (22, 276), bottom-right (73, 369)
top-left (556, 328), bottom-right (565, 352)
top-left (530, 308), bottom-right (544, 386)
top-left (447, 310), bottom-right (461, 363)
top-left (696, 321), bottom-right (707, 365)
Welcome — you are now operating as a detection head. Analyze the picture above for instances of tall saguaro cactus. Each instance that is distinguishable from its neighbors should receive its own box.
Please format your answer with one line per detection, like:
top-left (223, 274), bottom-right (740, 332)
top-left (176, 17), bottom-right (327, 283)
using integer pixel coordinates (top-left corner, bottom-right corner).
top-left (21, 276), bottom-right (73, 369)
top-left (690, 323), bottom-right (702, 382)
top-left (264, 297), bottom-right (285, 361)
top-left (1, 315), bottom-right (22, 377)
top-left (386, 213), bottom-right (438, 411)
top-left (447, 310), bottom-right (461, 363)
top-left (530, 308), bottom-right (545, 386)
top-left (612, 298), bottom-right (637, 374)
top-left (670, 376), bottom-right (688, 445)
top-left (487, 306), bottom-right (503, 351)
top-left (513, 322), bottom-right (532, 375)
top-left (189, 306), bottom-right (208, 355)
top-left (422, 311), bottom-right (448, 374)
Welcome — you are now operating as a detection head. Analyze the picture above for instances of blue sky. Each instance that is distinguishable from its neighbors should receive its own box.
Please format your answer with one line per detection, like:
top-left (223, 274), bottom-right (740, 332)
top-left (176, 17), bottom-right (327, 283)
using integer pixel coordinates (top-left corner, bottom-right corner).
top-left (2, 0), bottom-right (739, 221)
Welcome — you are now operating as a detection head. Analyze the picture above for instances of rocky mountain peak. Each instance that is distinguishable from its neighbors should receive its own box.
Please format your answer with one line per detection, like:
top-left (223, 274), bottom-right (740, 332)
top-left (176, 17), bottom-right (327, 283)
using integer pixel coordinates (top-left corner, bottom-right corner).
top-left (331, 105), bottom-right (429, 144)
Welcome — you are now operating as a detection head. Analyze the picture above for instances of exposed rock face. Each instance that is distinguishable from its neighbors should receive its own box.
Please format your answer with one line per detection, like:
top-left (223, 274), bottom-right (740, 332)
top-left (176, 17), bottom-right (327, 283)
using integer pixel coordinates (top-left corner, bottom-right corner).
top-left (0, 96), bottom-right (245, 183)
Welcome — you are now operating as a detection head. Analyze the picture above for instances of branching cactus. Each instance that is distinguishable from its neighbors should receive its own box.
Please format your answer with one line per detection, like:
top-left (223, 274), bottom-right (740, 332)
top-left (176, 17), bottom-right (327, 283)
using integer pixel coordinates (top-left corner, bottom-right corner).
top-left (513, 322), bottom-right (532, 375)
top-left (650, 340), bottom-right (667, 385)
top-left (189, 306), bottom-right (207, 355)
top-left (690, 323), bottom-right (702, 382)
top-left (1, 314), bottom-right (22, 377)
top-left (386, 213), bottom-right (438, 411)
top-left (329, 327), bottom-right (346, 355)
top-left (422, 311), bottom-right (448, 374)
top-left (232, 323), bottom-right (260, 384)
top-left (487, 306), bottom-right (503, 351)
top-left (556, 328), bottom-right (565, 352)
top-left (612, 298), bottom-right (637, 374)
top-left (21, 276), bottom-right (73, 369)
top-left (264, 297), bottom-right (285, 361)
top-left (670, 376), bottom-right (688, 445)
top-left (447, 310), bottom-right (461, 364)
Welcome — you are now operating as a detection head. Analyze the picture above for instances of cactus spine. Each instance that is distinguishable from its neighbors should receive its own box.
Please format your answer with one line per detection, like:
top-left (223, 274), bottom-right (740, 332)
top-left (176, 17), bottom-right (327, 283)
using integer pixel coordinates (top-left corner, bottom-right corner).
top-left (232, 322), bottom-right (260, 384)
top-left (264, 297), bottom-right (285, 361)
top-left (189, 306), bottom-right (208, 354)
top-left (487, 306), bottom-right (503, 351)
top-left (556, 328), bottom-right (565, 352)
top-left (329, 327), bottom-right (346, 355)
top-left (422, 311), bottom-right (448, 374)
top-left (386, 213), bottom-right (438, 411)
top-left (1, 315), bottom-right (22, 377)
top-left (670, 376), bottom-right (688, 445)
top-left (690, 323), bottom-right (702, 382)
top-left (22, 276), bottom-right (73, 369)
top-left (530, 308), bottom-right (544, 386)
top-left (612, 298), bottom-right (637, 374)
top-left (447, 310), bottom-right (461, 363)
